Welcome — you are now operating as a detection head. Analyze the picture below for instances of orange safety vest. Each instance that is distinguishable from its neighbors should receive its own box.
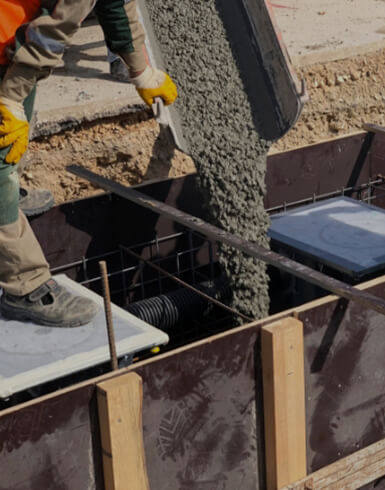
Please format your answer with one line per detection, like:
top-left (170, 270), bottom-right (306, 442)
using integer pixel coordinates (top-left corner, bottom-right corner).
top-left (0, 0), bottom-right (41, 65)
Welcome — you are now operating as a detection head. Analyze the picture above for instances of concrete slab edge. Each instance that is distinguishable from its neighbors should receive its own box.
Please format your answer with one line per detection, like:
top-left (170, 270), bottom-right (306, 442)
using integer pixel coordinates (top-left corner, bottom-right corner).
top-left (32, 98), bottom-right (148, 139)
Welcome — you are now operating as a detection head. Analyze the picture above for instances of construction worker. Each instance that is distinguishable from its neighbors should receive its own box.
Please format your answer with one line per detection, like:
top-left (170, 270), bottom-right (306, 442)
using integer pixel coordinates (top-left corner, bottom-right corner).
top-left (0, 0), bottom-right (178, 327)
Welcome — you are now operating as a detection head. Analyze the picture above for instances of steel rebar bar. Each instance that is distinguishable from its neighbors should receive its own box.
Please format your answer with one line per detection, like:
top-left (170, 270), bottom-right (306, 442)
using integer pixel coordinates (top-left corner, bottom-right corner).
top-left (99, 260), bottom-right (118, 371)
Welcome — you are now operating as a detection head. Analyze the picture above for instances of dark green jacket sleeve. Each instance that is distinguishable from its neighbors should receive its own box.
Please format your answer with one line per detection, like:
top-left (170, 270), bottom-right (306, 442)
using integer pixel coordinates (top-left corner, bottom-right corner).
top-left (94, 0), bottom-right (133, 53)
top-left (94, 0), bottom-right (147, 73)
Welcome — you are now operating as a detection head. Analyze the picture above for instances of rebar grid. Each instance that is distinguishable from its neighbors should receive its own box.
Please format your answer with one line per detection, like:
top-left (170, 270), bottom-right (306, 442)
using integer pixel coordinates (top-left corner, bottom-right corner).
top-left (51, 229), bottom-right (217, 304)
top-left (267, 176), bottom-right (385, 214)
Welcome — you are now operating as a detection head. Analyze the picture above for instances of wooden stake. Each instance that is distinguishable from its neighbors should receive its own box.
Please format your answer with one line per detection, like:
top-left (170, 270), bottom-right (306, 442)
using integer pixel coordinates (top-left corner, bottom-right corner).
top-left (99, 260), bottom-right (118, 371)
top-left (261, 317), bottom-right (307, 489)
top-left (97, 372), bottom-right (150, 490)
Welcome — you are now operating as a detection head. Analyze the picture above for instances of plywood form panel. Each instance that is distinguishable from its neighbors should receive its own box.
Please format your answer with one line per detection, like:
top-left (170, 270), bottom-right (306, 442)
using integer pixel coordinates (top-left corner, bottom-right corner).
top-left (30, 176), bottom-right (205, 273)
top-left (0, 385), bottom-right (103, 490)
top-left (266, 132), bottom-right (385, 211)
top-left (265, 134), bottom-right (367, 210)
top-left (297, 280), bottom-right (385, 482)
top-left (134, 327), bottom-right (262, 490)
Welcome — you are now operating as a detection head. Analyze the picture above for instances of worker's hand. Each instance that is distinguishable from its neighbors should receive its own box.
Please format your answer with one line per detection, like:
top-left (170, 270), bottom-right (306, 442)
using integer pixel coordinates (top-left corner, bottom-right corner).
top-left (131, 66), bottom-right (177, 107)
top-left (0, 97), bottom-right (29, 164)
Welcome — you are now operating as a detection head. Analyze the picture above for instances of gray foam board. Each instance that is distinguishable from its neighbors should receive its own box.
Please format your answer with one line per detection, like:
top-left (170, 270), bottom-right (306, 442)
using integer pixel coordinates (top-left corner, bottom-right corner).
top-left (0, 274), bottom-right (168, 398)
top-left (268, 196), bottom-right (385, 277)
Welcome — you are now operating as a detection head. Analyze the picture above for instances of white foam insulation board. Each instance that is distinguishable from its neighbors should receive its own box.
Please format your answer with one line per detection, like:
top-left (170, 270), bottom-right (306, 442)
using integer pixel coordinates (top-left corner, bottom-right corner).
top-left (0, 274), bottom-right (169, 398)
top-left (269, 196), bottom-right (385, 277)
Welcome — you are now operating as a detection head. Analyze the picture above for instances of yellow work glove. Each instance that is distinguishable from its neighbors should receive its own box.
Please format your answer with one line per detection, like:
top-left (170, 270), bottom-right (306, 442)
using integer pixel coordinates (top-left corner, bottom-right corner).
top-left (131, 66), bottom-right (177, 107)
top-left (0, 97), bottom-right (29, 164)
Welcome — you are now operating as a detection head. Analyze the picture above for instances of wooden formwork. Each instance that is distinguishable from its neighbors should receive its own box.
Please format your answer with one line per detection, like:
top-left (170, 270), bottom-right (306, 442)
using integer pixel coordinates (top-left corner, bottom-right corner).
top-left (1, 274), bottom-right (385, 489)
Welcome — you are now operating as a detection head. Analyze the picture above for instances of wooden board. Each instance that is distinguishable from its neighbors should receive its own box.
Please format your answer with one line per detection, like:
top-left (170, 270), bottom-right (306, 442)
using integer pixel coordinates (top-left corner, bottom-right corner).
top-left (97, 373), bottom-right (149, 490)
top-left (261, 317), bottom-right (307, 489)
top-left (282, 437), bottom-right (385, 490)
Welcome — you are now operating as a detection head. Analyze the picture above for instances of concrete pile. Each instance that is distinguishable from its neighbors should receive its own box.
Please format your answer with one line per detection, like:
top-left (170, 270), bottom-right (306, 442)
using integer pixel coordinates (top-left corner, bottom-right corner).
top-left (146, 0), bottom-right (272, 320)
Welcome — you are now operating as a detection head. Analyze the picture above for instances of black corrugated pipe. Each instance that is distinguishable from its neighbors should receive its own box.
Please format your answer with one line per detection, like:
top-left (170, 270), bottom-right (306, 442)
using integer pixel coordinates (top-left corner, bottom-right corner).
top-left (125, 279), bottom-right (230, 330)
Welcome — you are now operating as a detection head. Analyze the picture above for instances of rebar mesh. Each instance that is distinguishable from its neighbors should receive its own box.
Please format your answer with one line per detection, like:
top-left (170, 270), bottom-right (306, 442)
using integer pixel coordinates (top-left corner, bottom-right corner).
top-left (49, 176), bottom-right (385, 344)
top-left (51, 229), bottom-right (233, 346)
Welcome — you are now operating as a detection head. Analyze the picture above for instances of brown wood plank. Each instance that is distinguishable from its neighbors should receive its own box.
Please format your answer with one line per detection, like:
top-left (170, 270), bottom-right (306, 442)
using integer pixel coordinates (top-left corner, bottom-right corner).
top-left (261, 317), bottom-right (307, 489)
top-left (97, 372), bottom-right (149, 490)
top-left (282, 438), bottom-right (385, 489)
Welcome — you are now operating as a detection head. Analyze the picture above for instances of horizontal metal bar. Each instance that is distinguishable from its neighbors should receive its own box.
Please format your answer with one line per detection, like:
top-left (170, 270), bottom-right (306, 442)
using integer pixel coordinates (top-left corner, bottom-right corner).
top-left (68, 165), bottom-right (385, 316)
top-left (51, 249), bottom-right (120, 274)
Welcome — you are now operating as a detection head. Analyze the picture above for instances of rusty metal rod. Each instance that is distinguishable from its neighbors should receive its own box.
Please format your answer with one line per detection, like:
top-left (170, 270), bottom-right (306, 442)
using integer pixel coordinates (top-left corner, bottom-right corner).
top-left (70, 166), bottom-right (385, 316)
top-left (99, 260), bottom-right (118, 371)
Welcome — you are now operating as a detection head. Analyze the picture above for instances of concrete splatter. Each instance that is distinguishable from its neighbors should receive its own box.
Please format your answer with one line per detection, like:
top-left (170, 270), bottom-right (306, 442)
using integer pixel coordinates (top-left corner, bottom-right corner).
top-left (146, 0), bottom-right (272, 319)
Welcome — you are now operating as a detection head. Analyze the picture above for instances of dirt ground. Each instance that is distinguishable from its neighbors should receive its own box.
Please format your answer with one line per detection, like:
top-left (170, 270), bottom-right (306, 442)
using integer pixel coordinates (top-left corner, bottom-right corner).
top-left (24, 48), bottom-right (385, 203)
top-left (25, 111), bottom-right (195, 203)
top-left (273, 48), bottom-right (385, 152)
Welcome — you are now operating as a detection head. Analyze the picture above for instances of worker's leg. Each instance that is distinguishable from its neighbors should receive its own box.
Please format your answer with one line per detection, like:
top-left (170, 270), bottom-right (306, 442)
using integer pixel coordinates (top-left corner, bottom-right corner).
top-left (8, 32), bottom-right (54, 216)
top-left (0, 89), bottom-right (98, 326)
top-left (0, 87), bottom-right (51, 295)
top-left (0, 211), bottom-right (51, 295)
top-left (16, 95), bottom-right (55, 216)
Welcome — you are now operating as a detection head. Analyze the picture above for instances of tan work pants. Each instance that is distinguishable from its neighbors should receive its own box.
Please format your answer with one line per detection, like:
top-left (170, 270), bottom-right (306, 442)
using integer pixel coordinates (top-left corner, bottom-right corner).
top-left (0, 211), bottom-right (51, 296)
top-left (0, 97), bottom-right (50, 297)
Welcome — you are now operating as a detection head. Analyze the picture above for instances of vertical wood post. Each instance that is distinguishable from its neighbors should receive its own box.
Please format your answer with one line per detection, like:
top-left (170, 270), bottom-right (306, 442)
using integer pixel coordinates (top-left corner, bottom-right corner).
top-left (97, 372), bottom-right (150, 490)
top-left (261, 317), bottom-right (307, 489)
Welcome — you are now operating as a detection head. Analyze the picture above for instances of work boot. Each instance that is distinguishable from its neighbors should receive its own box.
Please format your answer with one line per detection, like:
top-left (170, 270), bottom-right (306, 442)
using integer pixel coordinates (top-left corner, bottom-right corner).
top-left (0, 278), bottom-right (99, 328)
top-left (19, 188), bottom-right (55, 217)
top-left (109, 59), bottom-right (130, 82)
